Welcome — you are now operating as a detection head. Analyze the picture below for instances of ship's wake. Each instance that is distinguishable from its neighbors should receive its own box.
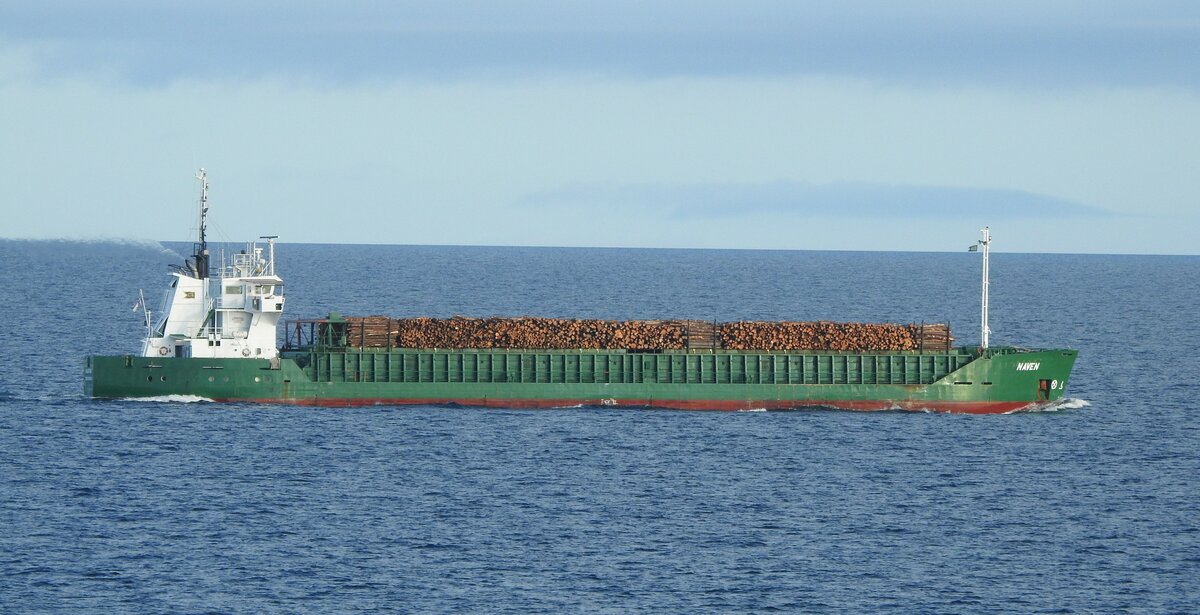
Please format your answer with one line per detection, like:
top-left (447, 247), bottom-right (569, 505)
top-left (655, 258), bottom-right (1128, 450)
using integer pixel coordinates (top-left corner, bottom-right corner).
top-left (1052, 397), bottom-right (1091, 410)
top-left (119, 394), bottom-right (214, 403)
top-left (1006, 398), bottom-right (1091, 414)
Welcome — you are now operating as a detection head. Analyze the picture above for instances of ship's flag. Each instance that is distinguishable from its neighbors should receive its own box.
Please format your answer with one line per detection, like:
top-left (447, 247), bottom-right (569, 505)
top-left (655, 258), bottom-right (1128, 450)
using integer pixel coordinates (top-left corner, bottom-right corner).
top-left (132, 295), bottom-right (144, 312)
top-left (967, 244), bottom-right (979, 252)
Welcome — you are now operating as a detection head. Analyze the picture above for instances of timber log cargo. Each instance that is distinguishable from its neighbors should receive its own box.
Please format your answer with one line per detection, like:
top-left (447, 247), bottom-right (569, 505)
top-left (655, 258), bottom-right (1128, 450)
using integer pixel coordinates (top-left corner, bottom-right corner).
top-left (336, 315), bottom-right (953, 352)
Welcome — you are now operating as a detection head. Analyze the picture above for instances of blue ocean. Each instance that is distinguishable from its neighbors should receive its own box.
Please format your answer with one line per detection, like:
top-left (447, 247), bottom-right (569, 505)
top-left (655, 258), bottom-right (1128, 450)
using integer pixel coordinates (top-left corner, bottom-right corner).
top-left (1, 240), bottom-right (1197, 613)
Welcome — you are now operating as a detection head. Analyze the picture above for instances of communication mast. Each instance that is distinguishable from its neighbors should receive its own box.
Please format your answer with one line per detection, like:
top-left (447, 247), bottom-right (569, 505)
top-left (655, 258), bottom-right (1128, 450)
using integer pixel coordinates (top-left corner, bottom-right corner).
top-left (194, 168), bottom-right (210, 279)
top-left (978, 227), bottom-right (991, 350)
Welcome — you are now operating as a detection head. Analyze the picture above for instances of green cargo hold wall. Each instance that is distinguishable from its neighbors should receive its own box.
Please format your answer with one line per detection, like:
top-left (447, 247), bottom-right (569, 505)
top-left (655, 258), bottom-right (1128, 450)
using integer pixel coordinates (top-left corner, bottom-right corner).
top-left (306, 350), bottom-right (975, 387)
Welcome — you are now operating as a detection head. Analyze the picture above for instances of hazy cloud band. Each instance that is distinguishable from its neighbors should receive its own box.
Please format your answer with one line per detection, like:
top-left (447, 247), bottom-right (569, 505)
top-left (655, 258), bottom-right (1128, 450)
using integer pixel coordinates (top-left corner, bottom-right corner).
top-left (2, 1), bottom-right (1198, 88)
top-left (520, 181), bottom-right (1110, 219)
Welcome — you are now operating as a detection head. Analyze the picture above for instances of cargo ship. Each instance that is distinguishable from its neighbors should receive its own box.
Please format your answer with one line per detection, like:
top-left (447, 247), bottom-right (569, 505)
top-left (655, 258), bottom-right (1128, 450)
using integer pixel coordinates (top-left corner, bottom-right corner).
top-left (86, 171), bottom-right (1077, 413)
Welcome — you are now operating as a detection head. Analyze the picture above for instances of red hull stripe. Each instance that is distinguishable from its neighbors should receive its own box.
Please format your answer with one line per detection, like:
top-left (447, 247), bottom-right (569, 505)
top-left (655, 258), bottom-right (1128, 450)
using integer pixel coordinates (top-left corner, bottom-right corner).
top-left (220, 397), bottom-right (1034, 414)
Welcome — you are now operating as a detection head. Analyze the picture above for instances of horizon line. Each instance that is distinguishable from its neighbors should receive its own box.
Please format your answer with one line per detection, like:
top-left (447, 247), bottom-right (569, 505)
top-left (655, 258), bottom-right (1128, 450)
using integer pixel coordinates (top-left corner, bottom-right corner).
top-left (0, 235), bottom-right (1195, 258)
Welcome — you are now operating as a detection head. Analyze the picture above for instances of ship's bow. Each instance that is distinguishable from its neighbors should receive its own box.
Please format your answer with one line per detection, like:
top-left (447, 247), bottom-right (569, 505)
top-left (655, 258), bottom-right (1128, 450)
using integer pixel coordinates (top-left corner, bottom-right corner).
top-left (928, 347), bottom-right (1078, 412)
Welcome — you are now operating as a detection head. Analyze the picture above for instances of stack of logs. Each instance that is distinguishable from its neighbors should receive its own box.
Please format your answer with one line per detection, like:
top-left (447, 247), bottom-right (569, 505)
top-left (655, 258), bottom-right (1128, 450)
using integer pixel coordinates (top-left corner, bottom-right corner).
top-left (340, 316), bottom-right (952, 352)
top-left (344, 316), bottom-right (687, 350)
top-left (718, 321), bottom-right (952, 352)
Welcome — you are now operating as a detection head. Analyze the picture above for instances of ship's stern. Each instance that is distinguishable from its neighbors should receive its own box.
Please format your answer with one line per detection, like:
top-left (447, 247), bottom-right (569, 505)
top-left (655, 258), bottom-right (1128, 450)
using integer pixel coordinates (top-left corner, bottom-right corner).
top-left (84, 356), bottom-right (95, 397)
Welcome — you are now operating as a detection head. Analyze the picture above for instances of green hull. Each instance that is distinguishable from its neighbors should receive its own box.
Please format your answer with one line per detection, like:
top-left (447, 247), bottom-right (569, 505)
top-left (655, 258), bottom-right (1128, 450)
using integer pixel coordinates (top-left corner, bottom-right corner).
top-left (87, 346), bottom-right (1077, 414)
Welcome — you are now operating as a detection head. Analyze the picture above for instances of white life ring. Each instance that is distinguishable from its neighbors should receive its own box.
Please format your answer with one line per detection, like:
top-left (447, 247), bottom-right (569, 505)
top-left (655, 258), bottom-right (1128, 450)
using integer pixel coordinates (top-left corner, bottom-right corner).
top-left (242, 348), bottom-right (251, 357)
top-left (158, 347), bottom-right (169, 356)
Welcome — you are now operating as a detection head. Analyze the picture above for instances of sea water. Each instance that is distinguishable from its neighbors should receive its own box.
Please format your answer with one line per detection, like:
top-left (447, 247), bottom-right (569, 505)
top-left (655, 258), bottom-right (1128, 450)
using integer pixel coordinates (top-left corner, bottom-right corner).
top-left (1, 240), bottom-right (1197, 613)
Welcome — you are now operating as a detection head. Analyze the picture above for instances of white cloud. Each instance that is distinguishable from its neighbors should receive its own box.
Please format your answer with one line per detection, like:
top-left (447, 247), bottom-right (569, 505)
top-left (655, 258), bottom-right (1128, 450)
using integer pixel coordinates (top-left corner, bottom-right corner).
top-left (0, 56), bottom-right (1196, 253)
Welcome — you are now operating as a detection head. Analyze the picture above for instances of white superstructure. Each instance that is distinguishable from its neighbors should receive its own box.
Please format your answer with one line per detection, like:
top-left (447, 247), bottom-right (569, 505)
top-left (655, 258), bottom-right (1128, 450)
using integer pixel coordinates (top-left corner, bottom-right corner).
top-left (138, 169), bottom-right (285, 359)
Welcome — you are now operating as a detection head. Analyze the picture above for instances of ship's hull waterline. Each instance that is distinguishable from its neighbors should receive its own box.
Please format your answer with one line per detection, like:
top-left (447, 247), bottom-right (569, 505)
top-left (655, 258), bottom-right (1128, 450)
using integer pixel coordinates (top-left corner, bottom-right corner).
top-left (87, 346), bottom-right (1077, 414)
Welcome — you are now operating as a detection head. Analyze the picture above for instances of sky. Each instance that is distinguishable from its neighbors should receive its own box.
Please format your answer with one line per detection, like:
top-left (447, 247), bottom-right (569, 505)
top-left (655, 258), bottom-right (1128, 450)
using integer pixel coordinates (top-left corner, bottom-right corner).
top-left (1, 1), bottom-right (1197, 254)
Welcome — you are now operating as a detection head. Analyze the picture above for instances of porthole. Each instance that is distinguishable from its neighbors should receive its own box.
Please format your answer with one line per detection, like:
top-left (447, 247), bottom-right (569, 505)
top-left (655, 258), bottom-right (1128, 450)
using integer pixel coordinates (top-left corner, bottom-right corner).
top-left (254, 376), bottom-right (261, 383)
top-left (208, 376), bottom-right (215, 382)
top-left (222, 376), bottom-right (229, 382)
top-left (146, 376), bottom-right (153, 382)
top-left (160, 376), bottom-right (167, 382)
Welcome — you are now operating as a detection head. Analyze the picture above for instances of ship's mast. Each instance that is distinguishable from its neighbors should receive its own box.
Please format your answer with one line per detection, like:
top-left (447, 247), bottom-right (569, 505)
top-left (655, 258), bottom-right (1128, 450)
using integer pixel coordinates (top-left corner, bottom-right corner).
top-left (261, 235), bottom-right (278, 276)
top-left (194, 168), bottom-right (210, 279)
top-left (978, 226), bottom-right (991, 350)
top-left (137, 289), bottom-right (152, 339)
